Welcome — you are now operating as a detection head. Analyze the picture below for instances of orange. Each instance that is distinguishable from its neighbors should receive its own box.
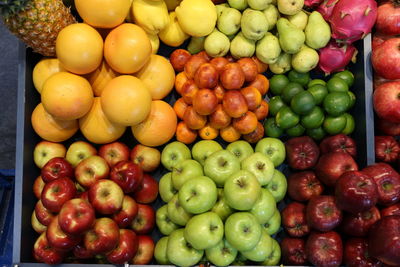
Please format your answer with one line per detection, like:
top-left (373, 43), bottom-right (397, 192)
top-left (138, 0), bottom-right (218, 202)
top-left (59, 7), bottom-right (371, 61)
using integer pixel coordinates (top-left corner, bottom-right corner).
top-left (75, 0), bottom-right (131, 29)
top-left (31, 103), bottom-right (78, 142)
top-left (135, 55), bottom-right (175, 100)
top-left (56, 23), bottom-right (103, 75)
top-left (33, 58), bottom-right (66, 93)
top-left (79, 97), bottom-right (126, 144)
top-left (41, 72), bottom-right (94, 120)
top-left (173, 97), bottom-right (188, 120)
top-left (131, 100), bottom-right (177, 147)
top-left (104, 23), bottom-right (152, 74)
top-left (199, 123), bottom-right (219, 140)
top-left (176, 121), bottom-right (197, 144)
top-left (86, 60), bottom-right (118, 97)
top-left (100, 75), bottom-right (152, 126)
top-left (220, 124), bottom-right (241, 143)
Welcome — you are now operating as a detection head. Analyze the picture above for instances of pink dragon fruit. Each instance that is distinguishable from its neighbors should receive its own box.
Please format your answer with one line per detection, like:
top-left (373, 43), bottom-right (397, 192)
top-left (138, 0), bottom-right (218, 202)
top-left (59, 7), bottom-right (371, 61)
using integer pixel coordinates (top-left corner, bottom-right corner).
top-left (304, 0), bottom-right (323, 8)
top-left (317, 0), bottom-right (339, 20)
top-left (318, 40), bottom-right (357, 75)
top-left (329, 0), bottom-right (378, 44)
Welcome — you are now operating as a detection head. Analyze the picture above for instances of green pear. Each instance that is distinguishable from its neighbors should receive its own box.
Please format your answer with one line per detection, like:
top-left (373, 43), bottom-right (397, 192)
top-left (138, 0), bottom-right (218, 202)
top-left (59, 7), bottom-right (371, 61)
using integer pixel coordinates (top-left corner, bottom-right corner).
top-left (256, 32), bottom-right (281, 64)
top-left (277, 0), bottom-right (304, 15)
top-left (248, 0), bottom-right (272, 10)
top-left (188, 36), bottom-right (205, 54)
top-left (263, 4), bottom-right (279, 30)
top-left (241, 8), bottom-right (269, 41)
top-left (277, 18), bottom-right (305, 54)
top-left (216, 3), bottom-right (230, 18)
top-left (218, 8), bottom-right (242, 36)
top-left (287, 10), bottom-right (308, 30)
top-left (230, 31), bottom-right (256, 59)
top-left (292, 45), bottom-right (319, 73)
top-left (269, 52), bottom-right (292, 74)
top-left (305, 11), bottom-right (331, 49)
top-left (228, 0), bottom-right (248, 11)
top-left (204, 30), bottom-right (231, 57)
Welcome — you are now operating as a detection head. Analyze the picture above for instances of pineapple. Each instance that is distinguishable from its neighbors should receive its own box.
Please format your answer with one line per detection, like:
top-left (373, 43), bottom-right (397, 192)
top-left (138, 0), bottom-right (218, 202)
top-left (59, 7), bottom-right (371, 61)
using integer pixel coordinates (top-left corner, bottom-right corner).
top-left (0, 0), bottom-right (77, 56)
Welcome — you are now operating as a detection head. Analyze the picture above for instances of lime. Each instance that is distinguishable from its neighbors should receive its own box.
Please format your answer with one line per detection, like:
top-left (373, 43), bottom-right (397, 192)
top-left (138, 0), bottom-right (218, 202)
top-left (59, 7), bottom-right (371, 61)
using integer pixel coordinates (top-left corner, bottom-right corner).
top-left (323, 92), bottom-right (351, 116)
top-left (264, 117), bottom-right (284, 138)
top-left (323, 115), bottom-right (347, 135)
top-left (306, 126), bottom-right (326, 140)
top-left (333, 70), bottom-right (354, 87)
top-left (342, 113), bottom-right (355, 135)
top-left (327, 77), bottom-right (349, 93)
top-left (269, 96), bottom-right (286, 116)
top-left (286, 124), bottom-right (305, 137)
top-left (281, 82), bottom-right (304, 103)
top-left (308, 79), bottom-right (326, 88)
top-left (291, 91), bottom-right (316, 115)
top-left (307, 84), bottom-right (328, 105)
top-left (301, 106), bottom-right (325, 129)
top-left (276, 106), bottom-right (300, 129)
top-left (270, 75), bottom-right (290, 96)
top-left (288, 70), bottom-right (310, 86)
top-left (347, 91), bottom-right (356, 109)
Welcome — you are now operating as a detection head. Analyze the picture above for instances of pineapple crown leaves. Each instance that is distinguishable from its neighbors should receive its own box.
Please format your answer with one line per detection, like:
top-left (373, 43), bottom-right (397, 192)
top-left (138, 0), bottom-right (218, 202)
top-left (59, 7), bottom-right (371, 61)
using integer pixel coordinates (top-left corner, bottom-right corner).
top-left (0, 0), bottom-right (32, 17)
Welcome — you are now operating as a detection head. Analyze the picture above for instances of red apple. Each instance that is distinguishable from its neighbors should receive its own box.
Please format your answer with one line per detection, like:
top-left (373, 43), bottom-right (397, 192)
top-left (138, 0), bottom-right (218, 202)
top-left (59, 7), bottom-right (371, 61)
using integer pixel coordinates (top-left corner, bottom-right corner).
top-left (170, 49), bottom-right (191, 72)
top-left (341, 206), bottom-right (381, 237)
top-left (35, 200), bottom-right (55, 226)
top-left (306, 195), bottom-right (342, 232)
top-left (319, 134), bottom-right (357, 158)
top-left (106, 229), bottom-right (139, 264)
top-left (34, 141), bottom-right (66, 169)
top-left (41, 177), bottom-right (77, 213)
top-left (79, 191), bottom-right (89, 202)
top-left (84, 217), bottom-right (120, 255)
top-left (66, 140), bottom-right (97, 168)
top-left (288, 171), bottom-right (324, 202)
top-left (33, 175), bottom-right (45, 199)
top-left (73, 243), bottom-right (94, 259)
top-left (46, 216), bottom-right (81, 251)
top-left (344, 238), bottom-right (382, 267)
top-left (89, 179), bottom-right (124, 215)
top-left (41, 157), bottom-right (74, 183)
top-left (133, 174), bottom-right (159, 204)
top-left (220, 63), bottom-right (245, 90)
top-left (131, 235), bottom-right (155, 265)
top-left (282, 202), bottom-right (310, 237)
top-left (281, 237), bottom-right (308, 265)
top-left (130, 144), bottom-right (161, 173)
top-left (33, 232), bottom-right (65, 265)
top-left (112, 195), bottom-right (138, 228)
top-left (98, 141), bottom-right (130, 168)
top-left (110, 160), bottom-right (144, 193)
top-left (375, 136), bottom-right (400, 163)
top-left (31, 210), bottom-right (47, 234)
top-left (131, 204), bottom-right (155, 235)
top-left (194, 63), bottom-right (219, 89)
top-left (285, 136), bottom-right (320, 170)
top-left (373, 81), bottom-right (400, 123)
top-left (377, 119), bottom-right (400, 136)
top-left (381, 203), bottom-right (400, 217)
top-left (75, 155), bottom-right (110, 188)
top-left (306, 231), bottom-right (343, 267)
top-left (58, 198), bottom-right (95, 235)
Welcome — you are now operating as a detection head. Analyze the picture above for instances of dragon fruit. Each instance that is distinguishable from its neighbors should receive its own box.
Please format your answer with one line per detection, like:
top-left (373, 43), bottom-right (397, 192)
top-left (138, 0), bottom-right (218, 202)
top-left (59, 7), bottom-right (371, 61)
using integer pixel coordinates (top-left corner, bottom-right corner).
top-left (304, 0), bottom-right (323, 8)
top-left (317, 0), bottom-right (339, 20)
top-left (318, 40), bottom-right (357, 74)
top-left (329, 0), bottom-right (378, 44)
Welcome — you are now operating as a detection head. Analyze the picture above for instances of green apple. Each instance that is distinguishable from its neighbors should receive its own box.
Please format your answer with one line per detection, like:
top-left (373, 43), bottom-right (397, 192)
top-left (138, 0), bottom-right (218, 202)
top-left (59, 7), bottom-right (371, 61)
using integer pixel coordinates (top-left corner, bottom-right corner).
top-left (184, 212), bottom-right (224, 250)
top-left (255, 137), bottom-right (286, 167)
top-left (224, 170), bottom-right (261, 211)
top-left (248, 0), bottom-right (272, 10)
top-left (156, 204), bottom-right (180, 235)
top-left (205, 238), bottom-right (238, 266)
top-left (161, 141), bottom-right (191, 171)
top-left (154, 236), bottom-right (170, 265)
top-left (218, 8), bottom-right (242, 36)
top-left (167, 229), bottom-right (204, 267)
top-left (250, 188), bottom-right (276, 224)
top-left (172, 159), bottom-right (203, 190)
top-left (159, 172), bottom-right (177, 202)
top-left (224, 212), bottom-right (262, 251)
top-left (261, 238), bottom-right (281, 265)
top-left (241, 9), bottom-right (269, 41)
top-left (241, 152), bottom-right (274, 186)
top-left (167, 194), bottom-right (192, 226)
top-left (178, 176), bottom-right (217, 214)
top-left (261, 208), bottom-right (281, 235)
top-left (265, 169), bottom-right (287, 202)
top-left (241, 230), bottom-right (273, 262)
top-left (226, 140), bottom-right (254, 162)
top-left (192, 140), bottom-right (223, 166)
top-left (211, 188), bottom-right (233, 221)
top-left (228, 0), bottom-right (248, 11)
top-left (204, 150), bottom-right (240, 187)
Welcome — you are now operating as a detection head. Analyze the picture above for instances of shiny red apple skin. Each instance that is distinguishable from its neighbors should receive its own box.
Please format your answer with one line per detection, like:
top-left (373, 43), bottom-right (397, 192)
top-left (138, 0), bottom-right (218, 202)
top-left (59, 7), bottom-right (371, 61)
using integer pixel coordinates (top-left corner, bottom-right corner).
top-left (285, 136), bottom-right (320, 170)
top-left (319, 134), bottom-right (357, 158)
top-left (33, 232), bottom-right (65, 265)
top-left (288, 171), bottom-right (324, 202)
top-left (33, 175), bottom-right (45, 199)
top-left (79, 191), bottom-right (89, 202)
top-left (41, 157), bottom-right (74, 183)
top-left (84, 217), bottom-right (120, 255)
top-left (131, 235), bottom-right (155, 265)
top-left (73, 243), bottom-right (94, 259)
top-left (381, 203), bottom-right (400, 217)
top-left (341, 206), bottom-right (381, 237)
top-left (35, 200), bottom-right (55, 226)
top-left (282, 202), bottom-right (310, 237)
top-left (106, 229), bottom-right (139, 264)
top-left (375, 136), bottom-right (400, 163)
top-left (89, 179), bottom-right (124, 215)
top-left (306, 195), bottom-right (342, 232)
top-left (131, 204), bottom-right (155, 235)
top-left (112, 195), bottom-right (138, 228)
top-left (46, 216), bottom-right (81, 251)
top-left (98, 141), bottom-right (130, 168)
top-left (58, 198), bottom-right (95, 235)
top-left (133, 174), bottom-right (159, 204)
top-left (281, 237), bottom-right (308, 265)
top-left (306, 231), bottom-right (343, 267)
top-left (344, 238), bottom-right (382, 267)
top-left (110, 160), bottom-right (144, 193)
top-left (41, 177), bottom-right (77, 213)
top-left (74, 155), bottom-right (110, 188)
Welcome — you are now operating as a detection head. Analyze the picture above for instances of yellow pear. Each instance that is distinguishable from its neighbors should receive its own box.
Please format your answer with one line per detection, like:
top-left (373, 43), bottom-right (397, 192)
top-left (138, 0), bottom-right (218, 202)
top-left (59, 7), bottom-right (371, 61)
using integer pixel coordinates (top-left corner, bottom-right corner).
top-left (165, 0), bottom-right (182, 11)
top-left (158, 12), bottom-right (189, 47)
top-left (175, 0), bottom-right (217, 37)
top-left (132, 0), bottom-right (170, 34)
top-left (146, 32), bottom-right (160, 54)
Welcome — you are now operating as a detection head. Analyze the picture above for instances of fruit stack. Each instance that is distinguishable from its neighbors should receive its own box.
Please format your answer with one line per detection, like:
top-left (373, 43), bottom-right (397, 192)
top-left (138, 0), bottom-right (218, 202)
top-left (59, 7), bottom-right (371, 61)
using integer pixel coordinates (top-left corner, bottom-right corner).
top-left (154, 138), bottom-right (287, 266)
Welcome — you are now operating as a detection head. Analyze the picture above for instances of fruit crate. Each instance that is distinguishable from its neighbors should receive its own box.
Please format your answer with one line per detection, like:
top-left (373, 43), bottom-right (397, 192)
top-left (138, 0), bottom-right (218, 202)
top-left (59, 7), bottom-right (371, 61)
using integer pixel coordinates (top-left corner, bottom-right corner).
top-left (12, 34), bottom-right (374, 266)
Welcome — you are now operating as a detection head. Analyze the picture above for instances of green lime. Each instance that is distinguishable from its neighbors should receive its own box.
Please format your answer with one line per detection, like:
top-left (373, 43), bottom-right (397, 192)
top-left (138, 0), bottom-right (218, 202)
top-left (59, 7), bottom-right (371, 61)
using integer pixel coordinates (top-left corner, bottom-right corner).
top-left (342, 113), bottom-right (355, 135)
top-left (333, 70), bottom-right (354, 87)
top-left (288, 70), bottom-right (310, 86)
top-left (347, 91), bottom-right (356, 109)
top-left (286, 124), bottom-right (305, 137)
top-left (264, 117), bottom-right (284, 138)
top-left (327, 77), bottom-right (349, 93)
top-left (281, 82), bottom-right (304, 103)
top-left (323, 115), bottom-right (347, 135)
top-left (308, 79), bottom-right (326, 88)
top-left (276, 106), bottom-right (300, 129)
top-left (307, 84), bottom-right (328, 105)
top-left (301, 106), bottom-right (325, 129)
top-left (291, 91), bottom-right (316, 115)
top-left (269, 96), bottom-right (287, 116)
top-left (270, 75), bottom-right (290, 96)
top-left (323, 92), bottom-right (351, 116)
top-left (306, 126), bottom-right (326, 140)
